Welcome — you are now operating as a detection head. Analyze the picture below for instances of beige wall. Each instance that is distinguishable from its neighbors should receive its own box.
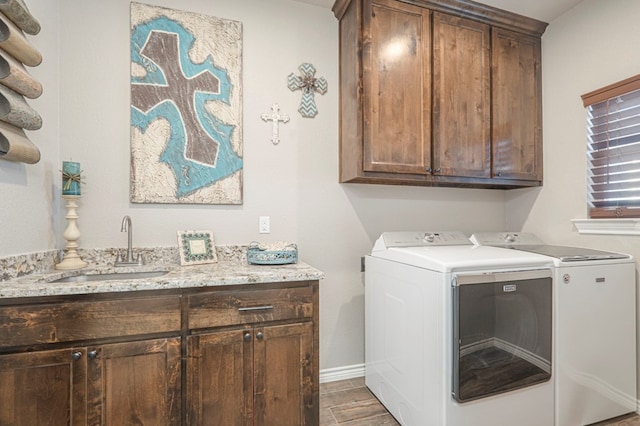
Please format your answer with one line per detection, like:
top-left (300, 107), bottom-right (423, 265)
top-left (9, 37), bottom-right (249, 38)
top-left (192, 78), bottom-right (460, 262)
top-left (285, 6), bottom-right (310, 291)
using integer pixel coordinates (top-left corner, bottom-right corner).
top-left (0, 0), bottom-right (508, 371)
top-left (8, 0), bottom-right (639, 375)
top-left (0, 1), bottom-right (60, 255)
top-left (8, 0), bottom-right (640, 375)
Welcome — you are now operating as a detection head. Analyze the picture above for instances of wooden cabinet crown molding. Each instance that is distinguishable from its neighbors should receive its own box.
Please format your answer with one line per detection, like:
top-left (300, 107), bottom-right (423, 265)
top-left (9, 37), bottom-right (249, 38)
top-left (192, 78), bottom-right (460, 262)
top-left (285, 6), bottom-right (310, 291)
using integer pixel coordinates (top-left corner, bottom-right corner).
top-left (333, 0), bottom-right (548, 36)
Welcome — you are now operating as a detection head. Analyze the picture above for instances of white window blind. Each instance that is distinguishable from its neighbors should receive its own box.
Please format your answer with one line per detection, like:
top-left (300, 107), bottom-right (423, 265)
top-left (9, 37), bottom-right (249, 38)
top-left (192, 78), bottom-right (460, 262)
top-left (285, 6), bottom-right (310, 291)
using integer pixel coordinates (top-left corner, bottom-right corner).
top-left (582, 74), bottom-right (640, 218)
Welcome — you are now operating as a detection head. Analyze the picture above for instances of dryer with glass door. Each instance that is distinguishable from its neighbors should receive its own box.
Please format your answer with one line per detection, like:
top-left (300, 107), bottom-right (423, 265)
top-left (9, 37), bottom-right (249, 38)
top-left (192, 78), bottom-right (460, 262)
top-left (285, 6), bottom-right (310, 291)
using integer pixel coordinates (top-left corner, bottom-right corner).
top-left (470, 232), bottom-right (637, 426)
top-left (366, 231), bottom-right (555, 426)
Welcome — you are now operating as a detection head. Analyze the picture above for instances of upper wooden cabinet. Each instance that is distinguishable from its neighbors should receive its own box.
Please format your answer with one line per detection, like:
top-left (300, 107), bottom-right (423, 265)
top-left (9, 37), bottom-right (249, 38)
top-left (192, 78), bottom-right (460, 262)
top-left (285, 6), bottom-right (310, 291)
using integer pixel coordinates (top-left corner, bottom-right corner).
top-left (362, 0), bottom-right (431, 175)
top-left (334, 0), bottom-right (547, 189)
top-left (492, 28), bottom-right (543, 181)
top-left (433, 12), bottom-right (491, 179)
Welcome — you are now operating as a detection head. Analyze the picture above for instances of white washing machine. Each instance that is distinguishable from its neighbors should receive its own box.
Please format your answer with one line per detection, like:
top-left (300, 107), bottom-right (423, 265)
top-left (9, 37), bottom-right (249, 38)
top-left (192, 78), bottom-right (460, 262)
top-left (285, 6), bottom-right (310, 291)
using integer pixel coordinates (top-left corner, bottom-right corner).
top-left (365, 231), bottom-right (555, 426)
top-left (470, 232), bottom-right (637, 426)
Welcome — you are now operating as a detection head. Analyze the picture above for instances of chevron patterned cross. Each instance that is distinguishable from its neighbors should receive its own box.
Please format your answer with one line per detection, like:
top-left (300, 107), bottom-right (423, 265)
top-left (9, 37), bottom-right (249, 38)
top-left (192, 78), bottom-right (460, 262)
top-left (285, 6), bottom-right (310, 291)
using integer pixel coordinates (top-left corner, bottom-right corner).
top-left (287, 63), bottom-right (327, 118)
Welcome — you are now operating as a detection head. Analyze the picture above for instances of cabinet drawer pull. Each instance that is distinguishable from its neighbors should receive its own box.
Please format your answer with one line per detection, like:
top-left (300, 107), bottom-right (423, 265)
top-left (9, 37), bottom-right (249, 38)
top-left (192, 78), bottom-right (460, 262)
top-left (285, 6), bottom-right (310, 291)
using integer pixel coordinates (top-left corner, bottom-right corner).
top-left (238, 305), bottom-right (274, 312)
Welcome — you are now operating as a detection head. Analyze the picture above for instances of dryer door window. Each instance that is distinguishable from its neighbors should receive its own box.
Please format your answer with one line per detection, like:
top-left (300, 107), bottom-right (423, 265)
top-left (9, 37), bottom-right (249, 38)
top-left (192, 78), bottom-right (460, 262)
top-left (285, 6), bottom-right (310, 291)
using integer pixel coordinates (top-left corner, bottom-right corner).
top-left (452, 270), bottom-right (552, 402)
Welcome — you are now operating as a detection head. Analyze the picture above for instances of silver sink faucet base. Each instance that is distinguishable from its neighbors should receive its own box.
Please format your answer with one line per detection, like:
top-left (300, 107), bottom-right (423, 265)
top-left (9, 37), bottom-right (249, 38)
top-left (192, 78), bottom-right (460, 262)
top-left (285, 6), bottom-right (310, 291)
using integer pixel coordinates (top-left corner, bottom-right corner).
top-left (115, 215), bottom-right (143, 267)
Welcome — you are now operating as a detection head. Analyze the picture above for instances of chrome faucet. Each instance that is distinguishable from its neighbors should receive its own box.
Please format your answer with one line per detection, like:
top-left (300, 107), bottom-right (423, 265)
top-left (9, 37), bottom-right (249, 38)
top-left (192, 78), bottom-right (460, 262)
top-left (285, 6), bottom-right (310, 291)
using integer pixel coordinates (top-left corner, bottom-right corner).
top-left (115, 215), bottom-right (143, 266)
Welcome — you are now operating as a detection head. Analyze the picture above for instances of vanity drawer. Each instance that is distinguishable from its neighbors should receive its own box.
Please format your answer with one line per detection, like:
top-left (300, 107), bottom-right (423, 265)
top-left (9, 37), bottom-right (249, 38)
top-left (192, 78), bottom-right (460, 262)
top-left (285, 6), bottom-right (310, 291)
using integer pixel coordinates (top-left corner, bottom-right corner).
top-left (0, 295), bottom-right (181, 349)
top-left (188, 286), bottom-right (313, 329)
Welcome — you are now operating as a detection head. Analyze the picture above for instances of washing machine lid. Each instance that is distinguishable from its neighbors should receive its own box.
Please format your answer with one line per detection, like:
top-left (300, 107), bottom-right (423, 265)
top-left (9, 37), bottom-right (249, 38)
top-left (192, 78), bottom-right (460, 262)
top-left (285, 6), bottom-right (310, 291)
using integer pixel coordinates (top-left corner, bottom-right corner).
top-left (470, 232), bottom-right (631, 262)
top-left (506, 245), bottom-right (630, 262)
top-left (371, 232), bottom-right (553, 272)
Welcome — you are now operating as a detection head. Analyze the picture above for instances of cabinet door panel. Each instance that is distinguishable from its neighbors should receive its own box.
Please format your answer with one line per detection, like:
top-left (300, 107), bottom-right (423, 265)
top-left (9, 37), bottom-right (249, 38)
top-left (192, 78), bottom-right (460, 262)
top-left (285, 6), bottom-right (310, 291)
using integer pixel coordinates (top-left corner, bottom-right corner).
top-left (0, 348), bottom-right (87, 425)
top-left (433, 13), bottom-right (490, 177)
top-left (187, 330), bottom-right (252, 426)
top-left (89, 338), bottom-right (181, 426)
top-left (254, 322), bottom-right (314, 426)
top-left (363, 0), bottom-right (431, 174)
top-left (492, 28), bottom-right (542, 181)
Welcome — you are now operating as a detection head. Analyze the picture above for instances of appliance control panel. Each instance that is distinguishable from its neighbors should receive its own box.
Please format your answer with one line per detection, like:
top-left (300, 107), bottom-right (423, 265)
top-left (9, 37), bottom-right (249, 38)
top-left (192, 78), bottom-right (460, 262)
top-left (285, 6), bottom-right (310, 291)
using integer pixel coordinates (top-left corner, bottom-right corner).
top-left (470, 232), bottom-right (544, 246)
top-left (380, 231), bottom-right (471, 248)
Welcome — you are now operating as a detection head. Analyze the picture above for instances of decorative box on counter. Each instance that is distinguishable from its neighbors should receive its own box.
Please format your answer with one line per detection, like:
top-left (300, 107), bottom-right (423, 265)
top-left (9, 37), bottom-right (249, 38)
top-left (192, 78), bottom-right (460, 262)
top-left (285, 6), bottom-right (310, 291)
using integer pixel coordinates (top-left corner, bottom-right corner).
top-left (248, 241), bottom-right (298, 265)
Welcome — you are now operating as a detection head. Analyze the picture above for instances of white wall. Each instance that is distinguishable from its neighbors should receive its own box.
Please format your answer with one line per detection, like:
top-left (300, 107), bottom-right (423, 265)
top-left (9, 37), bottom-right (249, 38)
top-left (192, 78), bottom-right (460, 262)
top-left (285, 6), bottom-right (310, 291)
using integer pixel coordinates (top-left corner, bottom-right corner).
top-left (1, 0), bottom-right (508, 371)
top-left (0, 1), bottom-right (60, 256)
top-left (507, 0), bottom-right (640, 255)
top-left (506, 0), bottom-right (640, 396)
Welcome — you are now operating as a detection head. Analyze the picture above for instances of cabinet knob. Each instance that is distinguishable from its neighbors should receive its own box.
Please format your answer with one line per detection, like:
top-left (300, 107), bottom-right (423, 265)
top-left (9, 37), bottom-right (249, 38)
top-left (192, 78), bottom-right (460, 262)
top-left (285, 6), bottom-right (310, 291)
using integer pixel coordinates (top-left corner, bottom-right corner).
top-left (435, 168), bottom-right (442, 173)
top-left (71, 351), bottom-right (82, 361)
top-left (88, 350), bottom-right (98, 359)
top-left (495, 171), bottom-right (502, 177)
top-left (243, 332), bottom-right (251, 342)
top-left (256, 331), bottom-right (264, 341)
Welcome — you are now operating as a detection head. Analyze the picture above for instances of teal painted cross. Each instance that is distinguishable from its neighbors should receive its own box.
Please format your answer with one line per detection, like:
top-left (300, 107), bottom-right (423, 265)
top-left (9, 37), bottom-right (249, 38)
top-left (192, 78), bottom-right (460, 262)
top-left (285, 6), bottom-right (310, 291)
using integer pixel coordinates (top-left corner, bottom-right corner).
top-left (287, 63), bottom-right (327, 118)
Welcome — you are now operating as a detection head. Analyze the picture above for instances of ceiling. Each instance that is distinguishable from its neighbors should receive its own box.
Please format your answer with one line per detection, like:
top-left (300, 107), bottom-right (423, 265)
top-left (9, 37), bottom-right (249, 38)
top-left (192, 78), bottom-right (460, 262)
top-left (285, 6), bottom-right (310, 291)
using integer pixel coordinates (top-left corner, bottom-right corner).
top-left (295, 0), bottom-right (584, 23)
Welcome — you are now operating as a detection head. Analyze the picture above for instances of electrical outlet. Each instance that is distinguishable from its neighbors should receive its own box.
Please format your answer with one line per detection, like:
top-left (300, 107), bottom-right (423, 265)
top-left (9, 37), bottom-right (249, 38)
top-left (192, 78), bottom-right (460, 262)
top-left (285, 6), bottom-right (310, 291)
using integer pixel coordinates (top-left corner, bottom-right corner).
top-left (259, 216), bottom-right (270, 234)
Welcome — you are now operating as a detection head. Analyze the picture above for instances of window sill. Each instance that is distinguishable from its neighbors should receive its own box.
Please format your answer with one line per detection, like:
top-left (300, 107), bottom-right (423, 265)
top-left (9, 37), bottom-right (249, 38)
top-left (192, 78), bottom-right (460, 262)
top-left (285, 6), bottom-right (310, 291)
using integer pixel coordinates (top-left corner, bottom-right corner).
top-left (572, 219), bottom-right (640, 235)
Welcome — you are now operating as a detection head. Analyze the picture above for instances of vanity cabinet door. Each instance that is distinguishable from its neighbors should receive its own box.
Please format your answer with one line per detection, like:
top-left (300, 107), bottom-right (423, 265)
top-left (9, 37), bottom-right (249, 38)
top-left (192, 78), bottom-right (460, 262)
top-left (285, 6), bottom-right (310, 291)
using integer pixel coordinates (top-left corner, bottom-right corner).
top-left (254, 322), bottom-right (314, 426)
top-left (186, 329), bottom-right (252, 426)
top-left (0, 348), bottom-right (88, 425)
top-left (491, 27), bottom-right (543, 182)
top-left (186, 323), bottom-right (314, 426)
top-left (361, 0), bottom-right (431, 175)
top-left (88, 338), bottom-right (181, 426)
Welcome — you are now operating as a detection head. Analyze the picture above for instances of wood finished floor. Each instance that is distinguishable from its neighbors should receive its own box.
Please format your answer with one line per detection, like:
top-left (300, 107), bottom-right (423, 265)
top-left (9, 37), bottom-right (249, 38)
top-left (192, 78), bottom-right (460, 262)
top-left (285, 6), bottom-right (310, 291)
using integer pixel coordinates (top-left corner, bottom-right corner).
top-left (320, 377), bottom-right (640, 426)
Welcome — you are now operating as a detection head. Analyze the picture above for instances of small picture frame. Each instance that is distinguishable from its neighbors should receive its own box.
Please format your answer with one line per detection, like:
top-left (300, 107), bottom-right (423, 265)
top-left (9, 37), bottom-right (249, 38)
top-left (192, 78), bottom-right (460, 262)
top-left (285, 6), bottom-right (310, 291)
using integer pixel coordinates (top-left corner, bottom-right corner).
top-left (177, 230), bottom-right (217, 266)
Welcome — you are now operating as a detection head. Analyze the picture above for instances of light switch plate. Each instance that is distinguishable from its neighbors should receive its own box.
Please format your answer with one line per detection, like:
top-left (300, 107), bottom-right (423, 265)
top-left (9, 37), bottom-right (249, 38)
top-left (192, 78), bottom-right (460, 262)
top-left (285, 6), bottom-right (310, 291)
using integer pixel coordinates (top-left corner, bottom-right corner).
top-left (259, 216), bottom-right (270, 233)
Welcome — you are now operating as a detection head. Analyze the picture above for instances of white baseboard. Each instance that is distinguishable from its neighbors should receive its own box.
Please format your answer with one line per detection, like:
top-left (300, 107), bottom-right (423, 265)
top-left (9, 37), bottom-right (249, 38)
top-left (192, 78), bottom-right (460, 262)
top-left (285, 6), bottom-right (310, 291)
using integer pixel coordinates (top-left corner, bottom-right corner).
top-left (320, 363), bottom-right (365, 383)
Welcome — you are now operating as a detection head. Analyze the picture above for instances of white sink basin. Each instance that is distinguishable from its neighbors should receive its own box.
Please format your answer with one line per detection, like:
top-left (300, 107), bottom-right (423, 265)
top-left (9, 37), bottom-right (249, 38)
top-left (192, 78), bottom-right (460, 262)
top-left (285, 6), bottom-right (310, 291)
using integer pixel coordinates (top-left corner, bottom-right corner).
top-left (50, 270), bottom-right (169, 283)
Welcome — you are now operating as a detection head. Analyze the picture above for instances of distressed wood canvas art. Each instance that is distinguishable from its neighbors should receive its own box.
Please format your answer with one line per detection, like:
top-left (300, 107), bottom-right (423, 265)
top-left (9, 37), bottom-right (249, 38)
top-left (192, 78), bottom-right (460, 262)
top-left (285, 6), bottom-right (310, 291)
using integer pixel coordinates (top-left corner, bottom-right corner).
top-left (130, 3), bottom-right (243, 204)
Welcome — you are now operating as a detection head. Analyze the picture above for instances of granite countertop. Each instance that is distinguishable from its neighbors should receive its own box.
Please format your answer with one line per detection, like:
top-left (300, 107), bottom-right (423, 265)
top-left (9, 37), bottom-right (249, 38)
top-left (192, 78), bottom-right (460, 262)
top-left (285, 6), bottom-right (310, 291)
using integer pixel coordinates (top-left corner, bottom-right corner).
top-left (0, 246), bottom-right (324, 299)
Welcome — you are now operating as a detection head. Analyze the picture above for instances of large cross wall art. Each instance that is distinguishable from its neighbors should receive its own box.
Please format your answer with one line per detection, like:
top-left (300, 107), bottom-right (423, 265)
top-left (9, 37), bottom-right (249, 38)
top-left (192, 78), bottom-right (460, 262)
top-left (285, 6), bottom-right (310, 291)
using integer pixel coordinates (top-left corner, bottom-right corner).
top-left (130, 3), bottom-right (243, 204)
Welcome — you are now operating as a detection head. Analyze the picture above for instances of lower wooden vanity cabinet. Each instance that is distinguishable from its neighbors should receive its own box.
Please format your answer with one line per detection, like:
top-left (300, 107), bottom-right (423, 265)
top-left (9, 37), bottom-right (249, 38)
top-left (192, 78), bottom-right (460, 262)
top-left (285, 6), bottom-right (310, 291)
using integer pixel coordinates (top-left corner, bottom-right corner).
top-left (186, 284), bottom-right (318, 425)
top-left (0, 347), bottom-right (89, 425)
top-left (0, 294), bottom-right (182, 426)
top-left (187, 323), bottom-right (313, 425)
top-left (0, 280), bottom-right (319, 425)
top-left (88, 338), bottom-right (182, 425)
top-left (0, 338), bottom-right (181, 425)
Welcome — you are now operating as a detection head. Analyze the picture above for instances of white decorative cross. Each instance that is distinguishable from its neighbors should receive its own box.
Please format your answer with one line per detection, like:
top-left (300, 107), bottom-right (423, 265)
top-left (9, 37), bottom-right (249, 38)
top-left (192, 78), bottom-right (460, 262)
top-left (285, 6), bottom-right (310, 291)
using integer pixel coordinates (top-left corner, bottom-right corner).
top-left (261, 103), bottom-right (290, 145)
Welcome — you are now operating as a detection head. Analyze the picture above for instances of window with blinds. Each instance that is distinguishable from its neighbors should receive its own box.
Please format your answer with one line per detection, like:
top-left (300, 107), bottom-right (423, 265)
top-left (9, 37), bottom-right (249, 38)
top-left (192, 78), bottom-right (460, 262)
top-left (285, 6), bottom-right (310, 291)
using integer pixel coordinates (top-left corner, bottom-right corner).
top-left (582, 74), bottom-right (640, 218)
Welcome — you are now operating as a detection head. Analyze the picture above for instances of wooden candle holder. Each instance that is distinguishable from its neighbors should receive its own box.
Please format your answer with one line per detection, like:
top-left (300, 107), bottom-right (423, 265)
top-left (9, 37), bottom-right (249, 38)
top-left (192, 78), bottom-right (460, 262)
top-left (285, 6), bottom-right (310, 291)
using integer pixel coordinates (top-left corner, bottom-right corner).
top-left (55, 194), bottom-right (88, 270)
